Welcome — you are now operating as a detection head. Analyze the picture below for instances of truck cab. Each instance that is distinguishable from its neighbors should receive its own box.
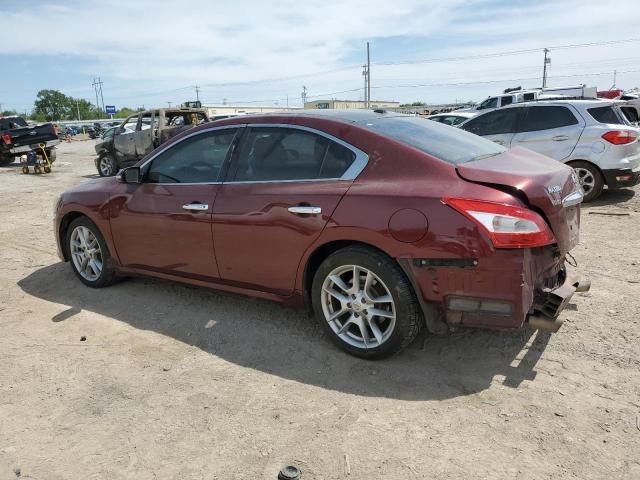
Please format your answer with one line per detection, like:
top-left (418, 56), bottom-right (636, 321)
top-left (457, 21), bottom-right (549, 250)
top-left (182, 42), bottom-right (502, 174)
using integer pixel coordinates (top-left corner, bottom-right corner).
top-left (97, 108), bottom-right (208, 176)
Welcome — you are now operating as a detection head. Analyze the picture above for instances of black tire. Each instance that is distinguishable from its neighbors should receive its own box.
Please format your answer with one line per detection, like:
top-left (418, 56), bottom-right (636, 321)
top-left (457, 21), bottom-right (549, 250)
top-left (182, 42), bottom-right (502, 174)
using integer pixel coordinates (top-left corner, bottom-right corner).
top-left (311, 246), bottom-right (422, 359)
top-left (97, 155), bottom-right (117, 177)
top-left (569, 160), bottom-right (603, 202)
top-left (46, 148), bottom-right (57, 163)
top-left (66, 216), bottom-right (120, 288)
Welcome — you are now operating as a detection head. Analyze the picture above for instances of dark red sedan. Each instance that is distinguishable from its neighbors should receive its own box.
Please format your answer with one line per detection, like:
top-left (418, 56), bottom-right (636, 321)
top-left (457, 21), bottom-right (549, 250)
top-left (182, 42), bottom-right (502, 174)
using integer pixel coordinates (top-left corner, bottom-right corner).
top-left (54, 110), bottom-right (589, 358)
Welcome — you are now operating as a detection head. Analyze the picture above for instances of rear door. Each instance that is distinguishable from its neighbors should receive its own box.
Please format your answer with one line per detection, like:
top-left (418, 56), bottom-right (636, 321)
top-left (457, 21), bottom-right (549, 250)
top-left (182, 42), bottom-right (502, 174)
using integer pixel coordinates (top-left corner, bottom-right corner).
top-left (461, 107), bottom-right (521, 147)
top-left (212, 125), bottom-right (365, 295)
top-left (512, 105), bottom-right (584, 161)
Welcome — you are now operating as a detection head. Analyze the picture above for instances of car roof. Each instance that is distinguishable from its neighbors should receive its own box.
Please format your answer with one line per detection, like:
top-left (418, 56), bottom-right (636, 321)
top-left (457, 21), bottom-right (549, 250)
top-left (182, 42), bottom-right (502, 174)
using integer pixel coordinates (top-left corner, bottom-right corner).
top-left (429, 112), bottom-right (476, 118)
top-left (211, 109), bottom-right (415, 127)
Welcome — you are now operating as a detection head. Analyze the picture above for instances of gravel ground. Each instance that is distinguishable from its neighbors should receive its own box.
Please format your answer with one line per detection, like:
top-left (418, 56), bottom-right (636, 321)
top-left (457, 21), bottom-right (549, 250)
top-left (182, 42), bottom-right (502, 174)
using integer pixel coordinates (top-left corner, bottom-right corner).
top-left (1, 140), bottom-right (639, 480)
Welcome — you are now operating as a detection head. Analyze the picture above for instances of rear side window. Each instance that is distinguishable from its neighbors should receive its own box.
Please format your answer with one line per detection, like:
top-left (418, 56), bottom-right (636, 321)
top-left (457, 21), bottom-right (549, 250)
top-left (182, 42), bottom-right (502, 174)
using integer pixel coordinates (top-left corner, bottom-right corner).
top-left (461, 108), bottom-right (519, 136)
top-left (500, 96), bottom-right (513, 106)
top-left (588, 106), bottom-right (623, 124)
top-left (620, 106), bottom-right (639, 125)
top-left (520, 106), bottom-right (579, 131)
top-left (233, 127), bottom-right (356, 181)
top-left (360, 116), bottom-right (506, 165)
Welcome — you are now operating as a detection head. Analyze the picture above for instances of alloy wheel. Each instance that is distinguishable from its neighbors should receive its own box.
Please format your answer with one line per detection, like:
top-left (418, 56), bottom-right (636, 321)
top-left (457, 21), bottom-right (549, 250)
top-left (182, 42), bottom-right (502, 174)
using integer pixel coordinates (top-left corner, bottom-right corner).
top-left (574, 167), bottom-right (595, 195)
top-left (70, 226), bottom-right (103, 281)
top-left (99, 157), bottom-right (114, 176)
top-left (320, 265), bottom-right (396, 349)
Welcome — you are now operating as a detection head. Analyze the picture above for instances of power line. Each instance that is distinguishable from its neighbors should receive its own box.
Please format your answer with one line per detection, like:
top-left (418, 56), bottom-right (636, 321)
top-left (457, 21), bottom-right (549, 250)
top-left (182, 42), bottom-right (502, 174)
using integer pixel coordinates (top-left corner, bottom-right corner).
top-left (374, 37), bottom-right (640, 66)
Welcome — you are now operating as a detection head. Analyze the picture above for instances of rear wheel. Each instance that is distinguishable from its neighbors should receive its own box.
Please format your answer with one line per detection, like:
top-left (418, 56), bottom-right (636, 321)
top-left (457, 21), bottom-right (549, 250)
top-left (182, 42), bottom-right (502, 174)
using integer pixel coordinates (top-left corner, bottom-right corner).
top-left (312, 246), bottom-right (422, 359)
top-left (66, 216), bottom-right (119, 288)
top-left (98, 155), bottom-right (117, 177)
top-left (569, 160), bottom-right (603, 202)
top-left (46, 148), bottom-right (57, 163)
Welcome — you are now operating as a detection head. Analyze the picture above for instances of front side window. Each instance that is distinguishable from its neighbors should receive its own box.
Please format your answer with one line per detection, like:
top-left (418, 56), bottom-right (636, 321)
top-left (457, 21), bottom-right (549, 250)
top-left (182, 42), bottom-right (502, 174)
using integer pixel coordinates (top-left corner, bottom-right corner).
top-left (146, 128), bottom-right (238, 183)
top-left (520, 106), bottom-right (579, 131)
top-left (233, 127), bottom-right (356, 182)
top-left (461, 108), bottom-right (519, 136)
top-left (500, 96), bottom-right (513, 106)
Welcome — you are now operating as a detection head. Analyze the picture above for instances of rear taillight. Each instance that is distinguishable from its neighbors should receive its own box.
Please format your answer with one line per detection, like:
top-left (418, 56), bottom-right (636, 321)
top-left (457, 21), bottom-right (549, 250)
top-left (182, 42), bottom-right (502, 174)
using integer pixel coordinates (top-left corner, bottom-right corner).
top-left (442, 197), bottom-right (556, 248)
top-left (602, 130), bottom-right (638, 145)
top-left (1, 133), bottom-right (11, 145)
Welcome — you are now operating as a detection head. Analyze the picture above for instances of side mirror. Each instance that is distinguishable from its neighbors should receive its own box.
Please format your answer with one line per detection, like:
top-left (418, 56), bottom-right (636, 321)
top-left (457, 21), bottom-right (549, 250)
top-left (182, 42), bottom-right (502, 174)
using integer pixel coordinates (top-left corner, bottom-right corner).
top-left (118, 167), bottom-right (141, 184)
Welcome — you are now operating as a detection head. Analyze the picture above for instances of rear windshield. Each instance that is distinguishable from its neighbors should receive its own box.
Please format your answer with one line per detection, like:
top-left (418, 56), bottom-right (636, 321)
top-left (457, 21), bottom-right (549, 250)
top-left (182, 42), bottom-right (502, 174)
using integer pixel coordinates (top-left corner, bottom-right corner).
top-left (359, 115), bottom-right (506, 165)
top-left (588, 106), bottom-right (623, 124)
top-left (0, 117), bottom-right (28, 130)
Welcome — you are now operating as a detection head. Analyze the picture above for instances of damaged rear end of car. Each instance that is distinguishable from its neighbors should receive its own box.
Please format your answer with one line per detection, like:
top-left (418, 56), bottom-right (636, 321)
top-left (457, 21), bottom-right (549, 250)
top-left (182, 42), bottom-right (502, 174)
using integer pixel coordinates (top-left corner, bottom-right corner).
top-left (446, 146), bottom-right (590, 332)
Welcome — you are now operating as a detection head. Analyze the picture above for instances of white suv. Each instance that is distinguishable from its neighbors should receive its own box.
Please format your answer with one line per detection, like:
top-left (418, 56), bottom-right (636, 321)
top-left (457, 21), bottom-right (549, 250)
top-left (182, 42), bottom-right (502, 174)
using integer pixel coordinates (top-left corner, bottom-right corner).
top-left (460, 100), bottom-right (640, 201)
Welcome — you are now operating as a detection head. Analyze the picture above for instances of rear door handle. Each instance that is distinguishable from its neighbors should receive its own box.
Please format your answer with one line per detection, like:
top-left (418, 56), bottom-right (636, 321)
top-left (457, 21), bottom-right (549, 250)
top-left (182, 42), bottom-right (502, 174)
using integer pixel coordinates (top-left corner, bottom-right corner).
top-left (553, 135), bottom-right (570, 141)
top-left (182, 203), bottom-right (209, 211)
top-left (287, 206), bottom-right (322, 215)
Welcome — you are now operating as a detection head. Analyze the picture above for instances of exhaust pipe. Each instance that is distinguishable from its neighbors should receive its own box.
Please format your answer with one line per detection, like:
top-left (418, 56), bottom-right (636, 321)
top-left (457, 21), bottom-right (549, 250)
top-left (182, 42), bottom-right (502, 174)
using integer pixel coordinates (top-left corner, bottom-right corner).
top-left (528, 314), bottom-right (564, 333)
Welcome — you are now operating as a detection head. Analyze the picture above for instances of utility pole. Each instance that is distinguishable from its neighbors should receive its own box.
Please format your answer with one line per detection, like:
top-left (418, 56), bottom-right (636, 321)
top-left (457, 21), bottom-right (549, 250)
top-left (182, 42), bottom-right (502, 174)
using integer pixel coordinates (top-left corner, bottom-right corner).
top-left (542, 48), bottom-right (550, 89)
top-left (0, 102), bottom-right (3, 114)
top-left (168, 101), bottom-right (172, 108)
top-left (366, 41), bottom-right (371, 108)
top-left (362, 64), bottom-right (368, 105)
top-left (194, 85), bottom-right (200, 101)
top-left (612, 70), bottom-right (617, 89)
top-left (75, 100), bottom-right (81, 121)
top-left (301, 86), bottom-right (307, 106)
top-left (92, 77), bottom-right (105, 118)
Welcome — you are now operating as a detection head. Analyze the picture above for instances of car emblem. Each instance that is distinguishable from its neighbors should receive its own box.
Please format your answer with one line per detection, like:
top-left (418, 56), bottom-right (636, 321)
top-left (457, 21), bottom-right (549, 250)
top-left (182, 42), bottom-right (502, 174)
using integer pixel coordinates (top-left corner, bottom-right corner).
top-left (29, 130), bottom-right (37, 136)
top-left (547, 185), bottom-right (562, 194)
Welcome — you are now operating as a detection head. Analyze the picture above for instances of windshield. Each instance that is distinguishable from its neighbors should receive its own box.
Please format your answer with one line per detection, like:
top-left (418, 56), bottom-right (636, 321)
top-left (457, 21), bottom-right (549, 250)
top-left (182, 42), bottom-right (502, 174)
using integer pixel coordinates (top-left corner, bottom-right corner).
top-left (358, 115), bottom-right (506, 165)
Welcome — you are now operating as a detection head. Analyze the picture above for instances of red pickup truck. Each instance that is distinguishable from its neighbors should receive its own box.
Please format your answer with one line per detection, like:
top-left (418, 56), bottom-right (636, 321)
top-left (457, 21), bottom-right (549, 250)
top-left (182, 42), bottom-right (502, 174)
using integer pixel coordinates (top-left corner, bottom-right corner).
top-left (0, 116), bottom-right (60, 166)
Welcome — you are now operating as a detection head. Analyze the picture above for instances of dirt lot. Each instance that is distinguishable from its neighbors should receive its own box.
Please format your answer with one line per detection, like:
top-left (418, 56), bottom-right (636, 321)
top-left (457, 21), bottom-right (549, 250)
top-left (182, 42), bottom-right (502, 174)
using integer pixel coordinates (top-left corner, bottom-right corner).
top-left (1, 140), bottom-right (639, 480)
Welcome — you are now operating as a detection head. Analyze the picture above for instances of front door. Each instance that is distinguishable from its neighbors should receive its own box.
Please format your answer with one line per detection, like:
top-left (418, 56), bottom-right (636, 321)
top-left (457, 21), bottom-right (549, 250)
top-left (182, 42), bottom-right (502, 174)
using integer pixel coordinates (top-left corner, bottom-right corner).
top-left (461, 107), bottom-right (521, 147)
top-left (109, 126), bottom-right (240, 280)
top-left (134, 110), bottom-right (155, 158)
top-left (212, 125), bottom-right (364, 295)
top-left (112, 114), bottom-right (139, 165)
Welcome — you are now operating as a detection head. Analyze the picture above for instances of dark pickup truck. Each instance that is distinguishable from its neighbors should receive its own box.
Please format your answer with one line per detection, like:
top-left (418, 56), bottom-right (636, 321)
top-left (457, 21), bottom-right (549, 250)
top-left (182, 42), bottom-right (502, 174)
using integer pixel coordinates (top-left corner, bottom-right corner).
top-left (0, 116), bottom-right (60, 166)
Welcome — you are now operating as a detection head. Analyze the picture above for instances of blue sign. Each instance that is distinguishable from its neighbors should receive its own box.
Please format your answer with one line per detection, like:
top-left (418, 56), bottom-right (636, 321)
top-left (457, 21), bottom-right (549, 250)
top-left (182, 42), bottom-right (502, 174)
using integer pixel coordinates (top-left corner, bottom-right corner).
top-left (105, 105), bottom-right (117, 114)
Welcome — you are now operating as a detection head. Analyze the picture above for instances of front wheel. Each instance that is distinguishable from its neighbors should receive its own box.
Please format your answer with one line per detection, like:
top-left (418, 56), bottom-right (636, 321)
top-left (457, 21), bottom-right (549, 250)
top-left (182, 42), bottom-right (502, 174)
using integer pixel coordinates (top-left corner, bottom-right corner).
top-left (311, 246), bottom-right (422, 359)
top-left (66, 216), bottom-right (119, 288)
top-left (97, 155), bottom-right (117, 177)
top-left (569, 160), bottom-right (603, 202)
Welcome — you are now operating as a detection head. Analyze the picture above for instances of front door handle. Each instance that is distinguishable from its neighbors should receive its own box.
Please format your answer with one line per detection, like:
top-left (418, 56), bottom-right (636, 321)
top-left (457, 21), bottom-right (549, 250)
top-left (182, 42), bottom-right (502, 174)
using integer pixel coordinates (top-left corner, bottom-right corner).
top-left (287, 206), bottom-right (322, 215)
top-left (493, 139), bottom-right (505, 145)
top-left (182, 203), bottom-right (209, 211)
top-left (552, 135), bottom-right (570, 141)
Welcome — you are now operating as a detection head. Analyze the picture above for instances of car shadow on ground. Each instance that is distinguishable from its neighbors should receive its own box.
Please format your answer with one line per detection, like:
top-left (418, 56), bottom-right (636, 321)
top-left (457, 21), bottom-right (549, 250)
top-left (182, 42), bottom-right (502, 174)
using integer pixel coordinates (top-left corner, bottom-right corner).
top-left (583, 188), bottom-right (636, 208)
top-left (19, 263), bottom-right (554, 401)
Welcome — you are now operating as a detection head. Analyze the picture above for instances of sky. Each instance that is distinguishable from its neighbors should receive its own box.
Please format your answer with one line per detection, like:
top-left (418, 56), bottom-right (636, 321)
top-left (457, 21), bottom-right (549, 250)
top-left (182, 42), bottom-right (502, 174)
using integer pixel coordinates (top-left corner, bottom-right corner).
top-left (2, 0), bottom-right (640, 113)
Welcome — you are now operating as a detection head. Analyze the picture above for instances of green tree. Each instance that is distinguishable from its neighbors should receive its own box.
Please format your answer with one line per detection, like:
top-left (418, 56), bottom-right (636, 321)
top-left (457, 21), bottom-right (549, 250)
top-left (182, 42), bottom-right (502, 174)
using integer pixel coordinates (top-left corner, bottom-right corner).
top-left (33, 89), bottom-right (72, 121)
top-left (68, 98), bottom-right (102, 120)
top-left (114, 107), bottom-right (144, 118)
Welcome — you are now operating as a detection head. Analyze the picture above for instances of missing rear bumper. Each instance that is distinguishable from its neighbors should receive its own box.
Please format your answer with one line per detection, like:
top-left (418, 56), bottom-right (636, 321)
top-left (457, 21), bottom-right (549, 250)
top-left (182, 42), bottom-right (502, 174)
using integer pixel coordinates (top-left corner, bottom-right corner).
top-left (528, 275), bottom-right (590, 332)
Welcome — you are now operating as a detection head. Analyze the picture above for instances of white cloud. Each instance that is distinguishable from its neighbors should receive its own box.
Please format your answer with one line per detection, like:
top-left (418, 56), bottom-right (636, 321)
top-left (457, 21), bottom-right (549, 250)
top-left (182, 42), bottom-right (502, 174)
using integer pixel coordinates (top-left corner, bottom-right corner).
top-left (1, 0), bottom-right (640, 107)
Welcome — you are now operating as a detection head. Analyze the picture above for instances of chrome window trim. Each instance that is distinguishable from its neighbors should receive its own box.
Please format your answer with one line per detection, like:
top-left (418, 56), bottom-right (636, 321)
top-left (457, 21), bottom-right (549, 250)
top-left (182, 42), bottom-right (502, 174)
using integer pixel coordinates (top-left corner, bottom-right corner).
top-left (226, 123), bottom-right (369, 184)
top-left (138, 124), bottom-right (243, 186)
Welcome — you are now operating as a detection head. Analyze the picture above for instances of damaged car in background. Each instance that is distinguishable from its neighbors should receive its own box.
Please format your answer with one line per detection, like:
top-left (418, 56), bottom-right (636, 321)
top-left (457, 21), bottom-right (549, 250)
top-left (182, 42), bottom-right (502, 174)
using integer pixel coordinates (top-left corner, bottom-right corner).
top-left (56, 110), bottom-right (589, 359)
top-left (95, 107), bottom-right (208, 176)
